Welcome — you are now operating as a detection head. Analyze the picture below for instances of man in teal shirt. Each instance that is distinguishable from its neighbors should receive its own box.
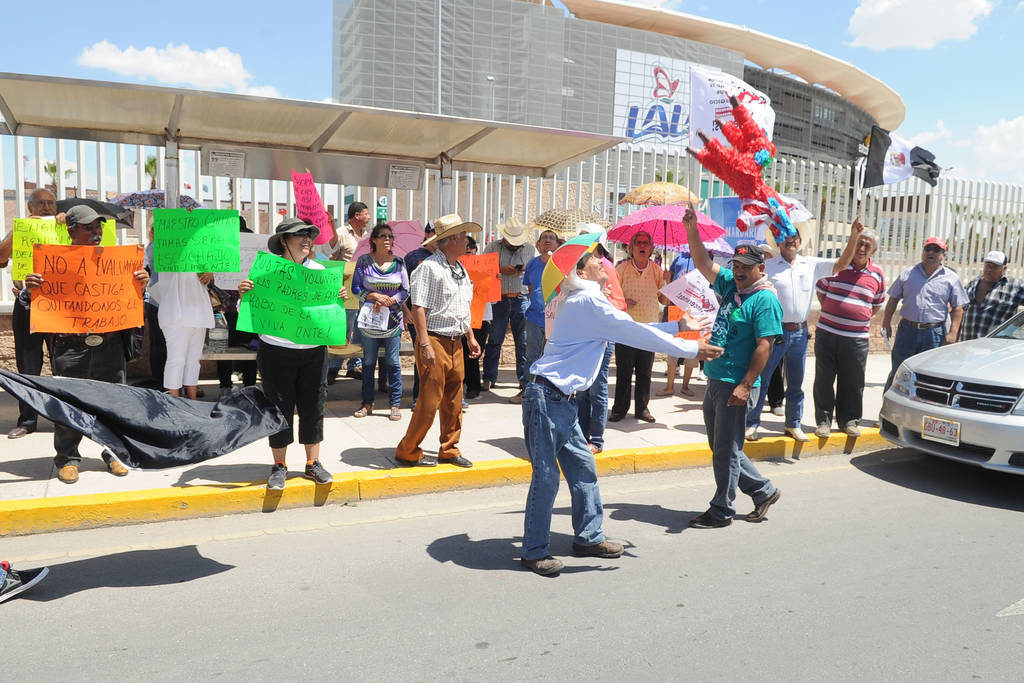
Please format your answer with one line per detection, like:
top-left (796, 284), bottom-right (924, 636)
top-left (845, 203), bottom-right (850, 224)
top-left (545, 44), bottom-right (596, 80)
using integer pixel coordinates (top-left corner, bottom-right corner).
top-left (683, 206), bottom-right (783, 528)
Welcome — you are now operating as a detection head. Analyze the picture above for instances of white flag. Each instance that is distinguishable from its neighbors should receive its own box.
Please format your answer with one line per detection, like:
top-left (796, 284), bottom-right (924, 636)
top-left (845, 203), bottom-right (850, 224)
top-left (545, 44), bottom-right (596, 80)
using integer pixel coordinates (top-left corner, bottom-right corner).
top-left (688, 68), bottom-right (775, 148)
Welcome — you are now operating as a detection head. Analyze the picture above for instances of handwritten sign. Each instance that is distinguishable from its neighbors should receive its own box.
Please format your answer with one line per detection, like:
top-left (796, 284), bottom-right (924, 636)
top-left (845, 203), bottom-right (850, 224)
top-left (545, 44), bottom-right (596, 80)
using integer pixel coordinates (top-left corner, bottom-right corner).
top-left (237, 252), bottom-right (347, 345)
top-left (660, 269), bottom-right (719, 319)
top-left (291, 171), bottom-right (333, 245)
top-left (213, 233), bottom-right (267, 290)
top-left (459, 253), bottom-right (500, 329)
top-left (11, 217), bottom-right (116, 280)
top-left (316, 260), bottom-right (358, 309)
top-left (30, 244), bottom-right (144, 334)
top-left (152, 209), bottom-right (241, 273)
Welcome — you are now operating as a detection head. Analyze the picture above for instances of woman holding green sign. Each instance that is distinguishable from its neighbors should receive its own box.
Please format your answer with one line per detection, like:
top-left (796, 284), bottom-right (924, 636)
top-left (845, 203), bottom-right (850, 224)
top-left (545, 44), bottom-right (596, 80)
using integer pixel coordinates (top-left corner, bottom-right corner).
top-left (238, 218), bottom-right (337, 490)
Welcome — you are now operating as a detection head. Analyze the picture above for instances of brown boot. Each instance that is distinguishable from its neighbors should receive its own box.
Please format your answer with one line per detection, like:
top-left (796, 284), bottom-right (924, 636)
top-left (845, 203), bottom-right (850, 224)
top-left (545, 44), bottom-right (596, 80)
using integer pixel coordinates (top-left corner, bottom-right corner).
top-left (107, 460), bottom-right (129, 477)
top-left (521, 556), bottom-right (564, 576)
top-left (57, 464), bottom-right (79, 484)
top-left (572, 540), bottom-right (624, 558)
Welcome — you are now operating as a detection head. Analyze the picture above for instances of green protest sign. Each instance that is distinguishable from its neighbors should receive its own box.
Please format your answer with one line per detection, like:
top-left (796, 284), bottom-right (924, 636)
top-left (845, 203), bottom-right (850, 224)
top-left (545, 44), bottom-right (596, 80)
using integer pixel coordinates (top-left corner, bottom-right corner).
top-left (237, 251), bottom-right (348, 345)
top-left (315, 259), bottom-right (359, 309)
top-left (11, 217), bottom-right (116, 280)
top-left (152, 209), bottom-right (240, 273)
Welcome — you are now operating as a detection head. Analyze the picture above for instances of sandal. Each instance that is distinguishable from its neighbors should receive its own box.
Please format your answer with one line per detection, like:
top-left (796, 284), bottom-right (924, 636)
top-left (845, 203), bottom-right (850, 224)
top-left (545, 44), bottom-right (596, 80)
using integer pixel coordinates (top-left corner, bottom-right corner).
top-left (657, 386), bottom-right (675, 396)
top-left (389, 406), bottom-right (401, 421)
top-left (353, 404), bottom-right (372, 418)
top-left (679, 386), bottom-right (695, 397)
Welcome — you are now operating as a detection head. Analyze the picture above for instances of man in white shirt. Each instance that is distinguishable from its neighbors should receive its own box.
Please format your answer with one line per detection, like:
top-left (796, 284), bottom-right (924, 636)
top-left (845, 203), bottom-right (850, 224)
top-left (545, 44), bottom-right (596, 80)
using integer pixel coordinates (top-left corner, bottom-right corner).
top-left (744, 219), bottom-right (861, 441)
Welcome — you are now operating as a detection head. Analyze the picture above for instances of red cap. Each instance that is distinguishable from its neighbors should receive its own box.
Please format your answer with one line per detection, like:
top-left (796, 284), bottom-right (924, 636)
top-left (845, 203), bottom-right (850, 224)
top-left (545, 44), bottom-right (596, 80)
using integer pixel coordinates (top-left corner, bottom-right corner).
top-left (923, 236), bottom-right (947, 251)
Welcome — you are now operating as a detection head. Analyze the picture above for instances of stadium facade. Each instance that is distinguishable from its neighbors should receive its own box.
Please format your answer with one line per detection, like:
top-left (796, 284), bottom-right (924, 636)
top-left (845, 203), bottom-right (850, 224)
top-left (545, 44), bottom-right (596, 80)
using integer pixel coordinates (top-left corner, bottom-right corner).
top-left (332, 0), bottom-right (902, 166)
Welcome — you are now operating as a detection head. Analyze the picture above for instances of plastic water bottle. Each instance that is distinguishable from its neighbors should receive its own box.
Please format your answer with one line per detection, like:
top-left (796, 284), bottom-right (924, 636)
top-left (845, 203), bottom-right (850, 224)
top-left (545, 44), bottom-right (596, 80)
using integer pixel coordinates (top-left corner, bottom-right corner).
top-left (208, 312), bottom-right (229, 353)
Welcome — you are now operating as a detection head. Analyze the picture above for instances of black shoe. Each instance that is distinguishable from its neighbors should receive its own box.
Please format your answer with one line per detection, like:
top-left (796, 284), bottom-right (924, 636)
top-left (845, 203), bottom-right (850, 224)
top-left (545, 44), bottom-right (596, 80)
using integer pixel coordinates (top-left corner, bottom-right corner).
top-left (689, 511), bottom-right (732, 529)
top-left (0, 562), bottom-right (49, 603)
top-left (572, 540), bottom-right (623, 558)
top-left (635, 410), bottom-right (655, 423)
top-left (395, 456), bottom-right (438, 468)
top-left (346, 367), bottom-right (363, 381)
top-left (439, 455), bottom-right (473, 468)
top-left (465, 389), bottom-right (480, 400)
top-left (326, 369), bottom-right (340, 386)
top-left (608, 412), bottom-right (625, 422)
top-left (304, 460), bottom-right (333, 485)
top-left (745, 489), bottom-right (781, 522)
top-left (521, 556), bottom-right (564, 576)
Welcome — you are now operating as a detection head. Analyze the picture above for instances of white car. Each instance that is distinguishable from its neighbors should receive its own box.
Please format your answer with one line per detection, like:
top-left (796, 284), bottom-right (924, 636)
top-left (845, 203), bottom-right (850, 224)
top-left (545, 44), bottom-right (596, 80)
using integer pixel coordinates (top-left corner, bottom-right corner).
top-left (880, 310), bottom-right (1024, 475)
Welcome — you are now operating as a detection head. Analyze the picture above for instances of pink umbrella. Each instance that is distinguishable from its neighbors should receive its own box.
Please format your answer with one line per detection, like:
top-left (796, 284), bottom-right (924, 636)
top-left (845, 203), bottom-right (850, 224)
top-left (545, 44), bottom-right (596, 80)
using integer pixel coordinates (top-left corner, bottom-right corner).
top-left (351, 220), bottom-right (425, 260)
top-left (607, 205), bottom-right (725, 250)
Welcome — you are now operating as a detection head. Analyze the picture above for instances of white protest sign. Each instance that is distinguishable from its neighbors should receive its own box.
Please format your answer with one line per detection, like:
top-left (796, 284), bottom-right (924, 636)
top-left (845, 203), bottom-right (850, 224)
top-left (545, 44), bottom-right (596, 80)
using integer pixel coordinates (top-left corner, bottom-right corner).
top-left (688, 68), bottom-right (774, 148)
top-left (213, 232), bottom-right (267, 290)
top-left (660, 269), bottom-right (719, 318)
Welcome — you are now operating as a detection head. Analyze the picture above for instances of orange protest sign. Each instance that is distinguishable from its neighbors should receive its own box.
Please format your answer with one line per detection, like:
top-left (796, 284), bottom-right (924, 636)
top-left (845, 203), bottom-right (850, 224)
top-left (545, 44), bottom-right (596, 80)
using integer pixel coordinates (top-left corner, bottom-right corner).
top-left (459, 252), bottom-right (501, 329)
top-left (667, 305), bottom-right (705, 341)
top-left (30, 244), bottom-right (145, 334)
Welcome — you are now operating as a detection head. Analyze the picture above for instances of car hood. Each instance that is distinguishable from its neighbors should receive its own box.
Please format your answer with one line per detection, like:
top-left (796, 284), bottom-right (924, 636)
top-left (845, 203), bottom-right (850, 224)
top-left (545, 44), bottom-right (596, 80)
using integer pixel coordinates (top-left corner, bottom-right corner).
top-left (905, 338), bottom-right (1024, 388)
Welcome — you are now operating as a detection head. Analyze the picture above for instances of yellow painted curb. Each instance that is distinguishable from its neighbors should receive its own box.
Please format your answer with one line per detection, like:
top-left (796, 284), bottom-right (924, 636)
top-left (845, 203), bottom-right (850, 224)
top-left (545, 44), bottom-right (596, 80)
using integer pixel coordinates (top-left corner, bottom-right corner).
top-left (0, 429), bottom-right (885, 536)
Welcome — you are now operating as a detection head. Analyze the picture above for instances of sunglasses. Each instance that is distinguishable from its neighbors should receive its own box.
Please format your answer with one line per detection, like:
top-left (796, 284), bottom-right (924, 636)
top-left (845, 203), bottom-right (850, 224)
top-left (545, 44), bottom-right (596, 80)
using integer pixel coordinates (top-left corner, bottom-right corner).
top-left (290, 229), bottom-right (316, 239)
top-left (923, 245), bottom-right (944, 253)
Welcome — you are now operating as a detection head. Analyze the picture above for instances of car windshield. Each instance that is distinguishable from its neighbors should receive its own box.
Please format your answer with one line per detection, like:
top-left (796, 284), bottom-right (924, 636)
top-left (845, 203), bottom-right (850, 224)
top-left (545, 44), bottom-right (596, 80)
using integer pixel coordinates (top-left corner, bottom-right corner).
top-left (988, 310), bottom-right (1024, 340)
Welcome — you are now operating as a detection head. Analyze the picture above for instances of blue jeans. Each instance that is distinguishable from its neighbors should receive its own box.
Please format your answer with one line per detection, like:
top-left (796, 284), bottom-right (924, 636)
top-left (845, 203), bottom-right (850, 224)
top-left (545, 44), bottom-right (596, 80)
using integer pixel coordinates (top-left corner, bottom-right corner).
top-left (746, 326), bottom-right (808, 429)
top-left (885, 321), bottom-right (944, 389)
top-left (360, 333), bottom-right (402, 406)
top-left (704, 379), bottom-right (776, 520)
top-left (522, 382), bottom-right (606, 560)
top-left (577, 342), bottom-right (613, 449)
top-left (523, 320), bottom-right (546, 375)
top-left (483, 295), bottom-right (528, 387)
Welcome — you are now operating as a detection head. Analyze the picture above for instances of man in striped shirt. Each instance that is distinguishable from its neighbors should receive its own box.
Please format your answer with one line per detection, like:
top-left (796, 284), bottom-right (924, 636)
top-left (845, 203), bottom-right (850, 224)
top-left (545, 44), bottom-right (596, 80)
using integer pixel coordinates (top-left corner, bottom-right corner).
top-left (812, 228), bottom-right (886, 438)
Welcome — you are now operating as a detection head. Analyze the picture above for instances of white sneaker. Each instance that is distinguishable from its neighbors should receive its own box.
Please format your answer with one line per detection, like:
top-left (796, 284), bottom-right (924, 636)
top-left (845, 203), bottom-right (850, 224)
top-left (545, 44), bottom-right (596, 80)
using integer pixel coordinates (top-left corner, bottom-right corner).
top-left (814, 423), bottom-right (831, 439)
top-left (844, 420), bottom-right (862, 437)
top-left (785, 427), bottom-right (809, 442)
top-left (771, 405), bottom-right (785, 417)
top-left (745, 425), bottom-right (760, 441)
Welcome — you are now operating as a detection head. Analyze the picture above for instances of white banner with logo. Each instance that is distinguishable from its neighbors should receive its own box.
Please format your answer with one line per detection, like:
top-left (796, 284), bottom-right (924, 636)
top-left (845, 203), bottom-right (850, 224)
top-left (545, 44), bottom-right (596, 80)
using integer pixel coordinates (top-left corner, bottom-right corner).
top-left (688, 68), bottom-right (775, 149)
top-left (613, 49), bottom-right (702, 154)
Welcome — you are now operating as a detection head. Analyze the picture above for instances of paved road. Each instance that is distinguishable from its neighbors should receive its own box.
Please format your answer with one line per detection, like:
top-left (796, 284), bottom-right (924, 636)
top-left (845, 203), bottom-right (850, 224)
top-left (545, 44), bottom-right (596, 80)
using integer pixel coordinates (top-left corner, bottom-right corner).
top-left (4, 447), bottom-right (1023, 680)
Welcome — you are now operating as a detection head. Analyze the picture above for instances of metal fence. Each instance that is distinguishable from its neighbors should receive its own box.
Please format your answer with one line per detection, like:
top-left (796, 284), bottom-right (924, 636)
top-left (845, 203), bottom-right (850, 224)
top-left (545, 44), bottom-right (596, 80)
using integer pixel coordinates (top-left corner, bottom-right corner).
top-left (4, 134), bottom-right (1024, 310)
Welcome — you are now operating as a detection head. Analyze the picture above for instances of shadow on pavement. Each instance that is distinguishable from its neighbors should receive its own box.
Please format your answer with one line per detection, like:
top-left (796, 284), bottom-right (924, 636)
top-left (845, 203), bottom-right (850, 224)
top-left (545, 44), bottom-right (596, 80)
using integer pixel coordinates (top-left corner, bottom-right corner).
top-left (479, 437), bottom-right (528, 460)
top-left (851, 449), bottom-right (1024, 512)
top-left (601, 502), bottom-right (701, 534)
top-left (426, 532), bottom-right (619, 574)
top-left (22, 545), bottom-right (234, 601)
top-left (0, 455), bottom-right (108, 483)
top-left (338, 446), bottom-right (395, 469)
top-left (173, 463), bottom-right (267, 488)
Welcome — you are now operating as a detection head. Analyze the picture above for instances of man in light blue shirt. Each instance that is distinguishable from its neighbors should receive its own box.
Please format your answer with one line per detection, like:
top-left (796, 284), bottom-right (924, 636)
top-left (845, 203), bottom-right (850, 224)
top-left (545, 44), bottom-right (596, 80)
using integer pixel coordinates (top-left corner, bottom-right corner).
top-left (882, 236), bottom-right (968, 388)
top-left (521, 251), bottom-right (722, 576)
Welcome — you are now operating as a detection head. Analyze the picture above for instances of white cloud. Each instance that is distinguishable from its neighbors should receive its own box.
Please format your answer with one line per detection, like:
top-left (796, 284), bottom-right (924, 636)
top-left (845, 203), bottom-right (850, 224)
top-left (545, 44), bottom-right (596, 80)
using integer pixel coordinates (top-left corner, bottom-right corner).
top-left (848, 0), bottom-right (993, 50)
top-left (968, 114), bottom-right (1024, 183)
top-left (907, 119), bottom-right (952, 147)
top-left (76, 41), bottom-right (280, 97)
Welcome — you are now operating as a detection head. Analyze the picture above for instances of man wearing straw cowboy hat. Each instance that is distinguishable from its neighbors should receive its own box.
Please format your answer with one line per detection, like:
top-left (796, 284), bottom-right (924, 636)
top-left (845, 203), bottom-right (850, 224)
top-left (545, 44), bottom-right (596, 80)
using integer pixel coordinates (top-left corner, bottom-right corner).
top-left (395, 214), bottom-right (483, 468)
top-left (482, 217), bottom-right (537, 403)
top-left (744, 217), bottom-right (863, 442)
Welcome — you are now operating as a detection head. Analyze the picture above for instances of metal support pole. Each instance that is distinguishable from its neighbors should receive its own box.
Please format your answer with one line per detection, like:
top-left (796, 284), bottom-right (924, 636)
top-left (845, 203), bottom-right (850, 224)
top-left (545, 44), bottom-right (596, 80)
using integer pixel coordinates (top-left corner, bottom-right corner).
top-left (164, 139), bottom-right (180, 210)
top-left (440, 152), bottom-right (453, 215)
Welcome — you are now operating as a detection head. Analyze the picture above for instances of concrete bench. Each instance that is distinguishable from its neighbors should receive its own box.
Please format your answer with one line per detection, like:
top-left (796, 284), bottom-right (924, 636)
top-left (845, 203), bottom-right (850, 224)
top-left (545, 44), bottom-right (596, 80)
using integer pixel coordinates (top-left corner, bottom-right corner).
top-left (200, 342), bottom-right (414, 362)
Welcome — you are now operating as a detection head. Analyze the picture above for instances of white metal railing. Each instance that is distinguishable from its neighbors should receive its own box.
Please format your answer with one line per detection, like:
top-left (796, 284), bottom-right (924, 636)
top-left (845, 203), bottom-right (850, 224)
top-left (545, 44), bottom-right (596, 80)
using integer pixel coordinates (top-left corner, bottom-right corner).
top-left (4, 134), bottom-right (1024, 310)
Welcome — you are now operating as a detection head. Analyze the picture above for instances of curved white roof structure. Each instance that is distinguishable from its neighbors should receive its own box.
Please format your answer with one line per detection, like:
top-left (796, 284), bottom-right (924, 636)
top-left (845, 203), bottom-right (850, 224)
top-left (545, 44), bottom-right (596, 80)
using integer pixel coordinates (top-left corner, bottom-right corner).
top-left (560, 0), bottom-right (905, 130)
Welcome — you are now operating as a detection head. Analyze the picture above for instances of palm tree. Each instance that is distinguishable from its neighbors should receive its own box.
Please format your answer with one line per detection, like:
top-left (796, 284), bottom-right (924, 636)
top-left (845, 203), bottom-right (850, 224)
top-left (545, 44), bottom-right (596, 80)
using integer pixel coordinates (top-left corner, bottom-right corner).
top-left (43, 161), bottom-right (75, 190)
top-left (144, 154), bottom-right (158, 190)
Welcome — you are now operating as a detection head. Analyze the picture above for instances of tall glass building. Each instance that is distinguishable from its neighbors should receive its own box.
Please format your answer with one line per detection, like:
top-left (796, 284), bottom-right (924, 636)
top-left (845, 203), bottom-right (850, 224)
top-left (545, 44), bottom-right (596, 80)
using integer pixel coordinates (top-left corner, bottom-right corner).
top-left (333, 0), bottom-right (898, 164)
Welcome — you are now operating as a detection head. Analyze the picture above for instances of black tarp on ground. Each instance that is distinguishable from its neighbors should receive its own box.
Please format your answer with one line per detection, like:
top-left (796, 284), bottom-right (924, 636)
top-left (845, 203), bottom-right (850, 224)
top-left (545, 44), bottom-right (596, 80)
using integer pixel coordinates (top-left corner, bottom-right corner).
top-left (0, 369), bottom-right (287, 469)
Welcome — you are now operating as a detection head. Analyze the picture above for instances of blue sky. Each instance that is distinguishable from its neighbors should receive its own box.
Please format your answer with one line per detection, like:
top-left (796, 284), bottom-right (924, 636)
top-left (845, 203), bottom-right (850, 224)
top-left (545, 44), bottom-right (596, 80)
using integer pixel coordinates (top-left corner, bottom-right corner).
top-left (2, 0), bottom-right (1022, 186)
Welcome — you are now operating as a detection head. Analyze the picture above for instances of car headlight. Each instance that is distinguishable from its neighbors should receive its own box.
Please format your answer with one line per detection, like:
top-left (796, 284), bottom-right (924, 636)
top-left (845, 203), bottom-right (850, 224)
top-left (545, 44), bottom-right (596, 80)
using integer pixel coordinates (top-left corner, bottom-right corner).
top-left (890, 364), bottom-right (914, 397)
top-left (1013, 395), bottom-right (1024, 416)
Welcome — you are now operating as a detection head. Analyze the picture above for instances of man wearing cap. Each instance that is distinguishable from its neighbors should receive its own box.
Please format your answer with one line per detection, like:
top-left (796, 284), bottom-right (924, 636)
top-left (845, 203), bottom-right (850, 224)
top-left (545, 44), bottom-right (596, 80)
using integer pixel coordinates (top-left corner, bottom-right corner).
top-left (683, 206), bottom-right (783, 529)
top-left (882, 237), bottom-right (968, 389)
top-left (3, 189), bottom-right (58, 439)
top-left (744, 218), bottom-right (862, 442)
top-left (395, 214), bottom-right (482, 468)
top-left (482, 218), bottom-right (537, 403)
top-left (959, 250), bottom-right (1024, 341)
top-left (20, 205), bottom-right (149, 484)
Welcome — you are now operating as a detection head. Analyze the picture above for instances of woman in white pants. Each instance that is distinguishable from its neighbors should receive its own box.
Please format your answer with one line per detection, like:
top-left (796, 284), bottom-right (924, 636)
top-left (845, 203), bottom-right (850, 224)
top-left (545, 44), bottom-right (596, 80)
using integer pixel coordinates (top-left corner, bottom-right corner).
top-left (158, 271), bottom-right (214, 399)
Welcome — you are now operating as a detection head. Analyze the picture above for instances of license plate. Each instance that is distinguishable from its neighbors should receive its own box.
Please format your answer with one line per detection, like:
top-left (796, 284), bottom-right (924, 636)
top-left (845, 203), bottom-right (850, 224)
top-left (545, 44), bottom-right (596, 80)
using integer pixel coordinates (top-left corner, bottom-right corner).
top-left (922, 416), bottom-right (961, 446)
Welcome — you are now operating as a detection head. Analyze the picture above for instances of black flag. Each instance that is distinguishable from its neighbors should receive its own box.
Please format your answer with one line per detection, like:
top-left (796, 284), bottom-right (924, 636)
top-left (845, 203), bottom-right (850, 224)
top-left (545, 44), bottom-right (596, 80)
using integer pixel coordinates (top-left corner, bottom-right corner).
top-left (0, 369), bottom-right (288, 469)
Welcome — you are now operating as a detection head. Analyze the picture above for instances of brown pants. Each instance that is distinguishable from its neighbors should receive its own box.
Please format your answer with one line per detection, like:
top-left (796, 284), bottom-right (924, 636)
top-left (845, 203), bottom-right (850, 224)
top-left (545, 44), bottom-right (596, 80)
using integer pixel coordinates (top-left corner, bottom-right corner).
top-left (396, 333), bottom-right (465, 462)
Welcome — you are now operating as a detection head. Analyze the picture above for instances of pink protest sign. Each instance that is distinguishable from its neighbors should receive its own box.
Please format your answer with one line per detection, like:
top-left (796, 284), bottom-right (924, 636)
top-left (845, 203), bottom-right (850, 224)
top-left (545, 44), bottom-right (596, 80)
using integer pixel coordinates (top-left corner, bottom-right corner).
top-left (291, 170), bottom-right (334, 245)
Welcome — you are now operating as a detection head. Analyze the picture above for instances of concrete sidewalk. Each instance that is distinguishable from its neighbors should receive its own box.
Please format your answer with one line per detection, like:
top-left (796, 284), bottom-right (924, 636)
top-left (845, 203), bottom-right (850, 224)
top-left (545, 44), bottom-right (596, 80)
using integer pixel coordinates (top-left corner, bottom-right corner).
top-left (0, 353), bottom-right (893, 534)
